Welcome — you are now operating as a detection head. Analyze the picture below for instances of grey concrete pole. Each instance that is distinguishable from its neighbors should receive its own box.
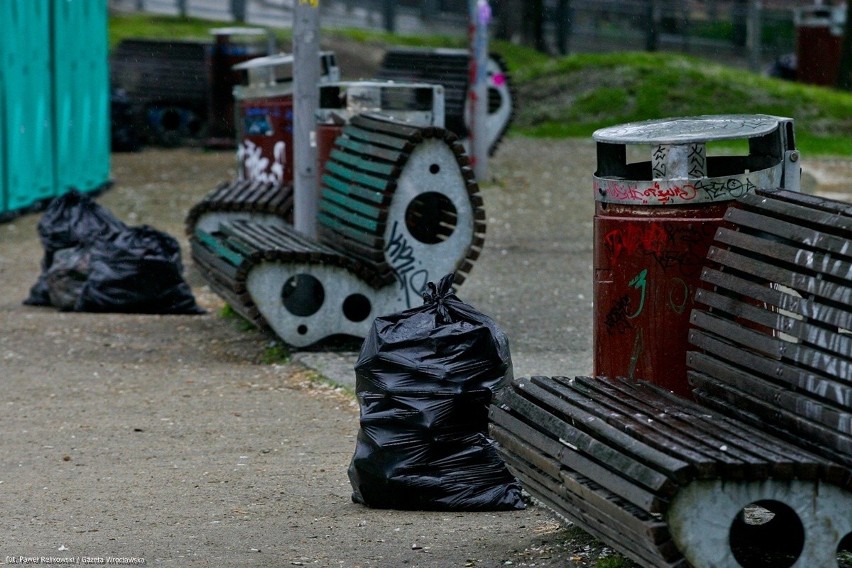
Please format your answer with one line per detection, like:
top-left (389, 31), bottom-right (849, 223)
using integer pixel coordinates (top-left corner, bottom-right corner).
top-left (468, 0), bottom-right (491, 180)
top-left (293, 0), bottom-right (321, 238)
top-left (747, 0), bottom-right (763, 73)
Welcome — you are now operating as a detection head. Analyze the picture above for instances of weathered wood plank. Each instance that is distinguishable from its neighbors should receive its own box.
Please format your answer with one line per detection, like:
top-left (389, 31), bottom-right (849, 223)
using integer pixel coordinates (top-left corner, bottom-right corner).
top-left (699, 267), bottom-right (852, 333)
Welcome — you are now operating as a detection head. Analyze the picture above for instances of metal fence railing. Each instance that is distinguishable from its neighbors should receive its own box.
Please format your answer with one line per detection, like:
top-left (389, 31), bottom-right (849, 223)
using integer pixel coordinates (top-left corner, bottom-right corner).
top-left (110, 0), bottom-right (803, 70)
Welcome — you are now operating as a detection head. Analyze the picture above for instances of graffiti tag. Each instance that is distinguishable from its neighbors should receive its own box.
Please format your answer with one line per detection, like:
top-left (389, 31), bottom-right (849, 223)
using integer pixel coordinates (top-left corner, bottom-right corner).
top-left (385, 221), bottom-right (429, 308)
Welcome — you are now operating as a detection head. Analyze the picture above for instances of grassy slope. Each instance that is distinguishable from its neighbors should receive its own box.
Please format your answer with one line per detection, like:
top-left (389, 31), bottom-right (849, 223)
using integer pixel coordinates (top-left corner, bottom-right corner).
top-left (503, 49), bottom-right (852, 156)
top-left (109, 14), bottom-right (852, 156)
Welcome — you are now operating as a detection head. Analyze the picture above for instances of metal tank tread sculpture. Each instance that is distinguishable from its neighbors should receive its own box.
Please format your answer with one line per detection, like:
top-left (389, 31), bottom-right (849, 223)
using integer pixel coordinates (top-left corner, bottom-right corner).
top-left (189, 112), bottom-right (485, 347)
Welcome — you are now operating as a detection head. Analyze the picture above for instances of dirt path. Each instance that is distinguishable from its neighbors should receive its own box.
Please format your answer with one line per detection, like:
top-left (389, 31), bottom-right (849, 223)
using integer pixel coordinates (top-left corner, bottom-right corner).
top-left (1, 140), bottom-right (846, 567)
top-left (0, 141), bottom-right (619, 567)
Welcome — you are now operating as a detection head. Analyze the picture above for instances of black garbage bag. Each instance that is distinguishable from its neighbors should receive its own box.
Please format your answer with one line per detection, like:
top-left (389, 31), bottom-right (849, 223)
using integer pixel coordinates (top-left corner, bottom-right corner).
top-left (25, 190), bottom-right (126, 306)
top-left (44, 246), bottom-right (92, 311)
top-left (75, 225), bottom-right (204, 314)
top-left (348, 273), bottom-right (525, 511)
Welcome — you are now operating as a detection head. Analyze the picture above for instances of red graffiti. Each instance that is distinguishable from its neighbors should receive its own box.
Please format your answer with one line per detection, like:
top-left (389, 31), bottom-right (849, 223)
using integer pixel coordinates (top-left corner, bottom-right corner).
top-left (604, 224), bottom-right (669, 262)
top-left (597, 180), bottom-right (698, 204)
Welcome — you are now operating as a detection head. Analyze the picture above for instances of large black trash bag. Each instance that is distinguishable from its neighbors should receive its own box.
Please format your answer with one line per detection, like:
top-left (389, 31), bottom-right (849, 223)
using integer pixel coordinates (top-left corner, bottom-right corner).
top-left (348, 273), bottom-right (525, 511)
top-left (25, 190), bottom-right (126, 306)
top-left (75, 225), bottom-right (204, 314)
top-left (44, 246), bottom-right (92, 311)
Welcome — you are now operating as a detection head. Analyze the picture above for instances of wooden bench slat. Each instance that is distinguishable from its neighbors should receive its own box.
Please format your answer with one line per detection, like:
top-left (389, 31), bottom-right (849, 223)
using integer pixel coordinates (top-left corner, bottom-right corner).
top-left (319, 201), bottom-right (382, 233)
top-left (223, 221), bottom-right (306, 255)
top-left (342, 125), bottom-right (414, 153)
top-left (502, 456), bottom-right (679, 567)
top-left (333, 134), bottom-right (408, 165)
top-left (724, 207), bottom-right (852, 260)
top-left (193, 229), bottom-right (245, 268)
top-left (754, 188), bottom-right (852, 217)
top-left (536, 377), bottom-right (730, 475)
top-left (324, 160), bottom-right (392, 193)
top-left (321, 173), bottom-right (388, 205)
top-left (561, 376), bottom-right (775, 478)
top-left (488, 414), bottom-right (564, 479)
top-left (737, 191), bottom-right (852, 232)
top-left (518, 379), bottom-right (693, 485)
top-left (504, 383), bottom-right (688, 490)
top-left (695, 287), bottom-right (852, 358)
top-left (688, 351), bottom-right (850, 435)
top-left (492, 402), bottom-right (681, 521)
top-left (688, 329), bottom-right (852, 408)
top-left (691, 309), bottom-right (852, 378)
top-left (689, 370), bottom-right (852, 468)
top-left (500, 451), bottom-right (684, 567)
top-left (714, 227), bottom-right (852, 282)
top-left (190, 237), bottom-right (242, 281)
top-left (708, 246), bottom-right (852, 307)
top-left (499, 388), bottom-right (675, 513)
top-left (320, 188), bottom-right (385, 221)
top-left (350, 113), bottom-right (424, 141)
top-left (316, 216), bottom-right (383, 249)
top-left (329, 148), bottom-right (398, 178)
top-left (700, 267), bottom-right (852, 331)
top-left (603, 377), bottom-right (822, 479)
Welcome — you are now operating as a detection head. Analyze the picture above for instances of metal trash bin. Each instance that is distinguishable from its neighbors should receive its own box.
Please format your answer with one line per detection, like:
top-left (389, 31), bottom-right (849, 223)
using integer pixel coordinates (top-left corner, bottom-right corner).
top-left (316, 80), bottom-right (445, 178)
top-left (592, 114), bottom-right (800, 396)
top-left (233, 51), bottom-right (339, 184)
top-left (794, 5), bottom-right (846, 86)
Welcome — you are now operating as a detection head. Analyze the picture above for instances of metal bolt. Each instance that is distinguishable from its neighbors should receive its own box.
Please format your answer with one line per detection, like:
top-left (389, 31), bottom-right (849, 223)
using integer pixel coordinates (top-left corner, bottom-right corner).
top-left (789, 151), bottom-right (800, 162)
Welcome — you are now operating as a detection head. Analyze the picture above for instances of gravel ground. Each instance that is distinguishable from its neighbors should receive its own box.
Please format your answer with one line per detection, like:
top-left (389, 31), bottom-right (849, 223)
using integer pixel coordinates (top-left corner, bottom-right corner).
top-left (0, 138), bottom-right (847, 567)
top-left (0, 139), bottom-right (619, 568)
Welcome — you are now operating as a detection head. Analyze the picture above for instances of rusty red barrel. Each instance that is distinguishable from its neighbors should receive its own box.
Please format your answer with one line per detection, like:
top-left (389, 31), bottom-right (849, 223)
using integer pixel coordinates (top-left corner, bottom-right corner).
top-left (592, 115), bottom-right (801, 397)
top-left (233, 52), bottom-right (341, 184)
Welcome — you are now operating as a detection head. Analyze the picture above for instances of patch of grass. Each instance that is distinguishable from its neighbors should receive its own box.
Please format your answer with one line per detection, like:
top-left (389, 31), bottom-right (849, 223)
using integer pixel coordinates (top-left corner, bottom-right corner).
top-left (109, 12), bottom-right (295, 49)
top-left (596, 556), bottom-right (635, 568)
top-left (259, 341), bottom-right (291, 365)
top-left (219, 304), bottom-right (257, 332)
top-left (333, 27), bottom-right (463, 50)
top-left (512, 51), bottom-right (852, 157)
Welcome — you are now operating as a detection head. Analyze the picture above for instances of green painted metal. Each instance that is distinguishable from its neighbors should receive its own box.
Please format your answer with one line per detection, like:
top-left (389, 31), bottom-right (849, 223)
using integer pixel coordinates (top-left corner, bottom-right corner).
top-left (320, 187), bottom-right (382, 220)
top-left (324, 161), bottom-right (388, 192)
top-left (329, 148), bottom-right (396, 177)
top-left (321, 174), bottom-right (385, 204)
top-left (53, 0), bottom-right (110, 196)
top-left (194, 228), bottom-right (246, 267)
top-left (0, 0), bottom-right (110, 219)
top-left (0, 0), bottom-right (54, 213)
top-left (319, 201), bottom-right (380, 232)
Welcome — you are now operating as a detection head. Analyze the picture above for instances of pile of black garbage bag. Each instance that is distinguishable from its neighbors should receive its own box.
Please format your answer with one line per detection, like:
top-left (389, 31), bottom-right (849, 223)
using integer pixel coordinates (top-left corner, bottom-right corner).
top-left (24, 190), bottom-right (203, 315)
top-left (348, 273), bottom-right (525, 511)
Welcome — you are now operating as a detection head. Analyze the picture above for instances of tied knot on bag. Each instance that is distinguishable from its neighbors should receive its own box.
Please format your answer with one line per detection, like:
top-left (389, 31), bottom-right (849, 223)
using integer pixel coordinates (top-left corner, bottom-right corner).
top-left (421, 273), bottom-right (457, 324)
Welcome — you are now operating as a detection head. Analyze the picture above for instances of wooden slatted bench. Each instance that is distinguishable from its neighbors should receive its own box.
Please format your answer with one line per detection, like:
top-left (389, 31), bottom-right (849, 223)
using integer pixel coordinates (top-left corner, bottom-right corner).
top-left (185, 179), bottom-right (294, 236)
top-left (190, 112), bottom-right (486, 347)
top-left (110, 39), bottom-right (210, 145)
top-left (490, 188), bottom-right (851, 568)
top-left (376, 48), bottom-right (514, 155)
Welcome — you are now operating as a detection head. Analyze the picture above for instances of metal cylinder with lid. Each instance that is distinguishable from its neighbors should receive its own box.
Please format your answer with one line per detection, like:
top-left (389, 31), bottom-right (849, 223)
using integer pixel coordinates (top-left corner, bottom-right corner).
top-left (592, 114), bottom-right (800, 396)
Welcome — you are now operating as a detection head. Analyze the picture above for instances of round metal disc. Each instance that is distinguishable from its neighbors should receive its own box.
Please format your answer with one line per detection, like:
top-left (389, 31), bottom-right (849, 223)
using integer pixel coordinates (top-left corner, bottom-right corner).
top-left (593, 114), bottom-right (789, 144)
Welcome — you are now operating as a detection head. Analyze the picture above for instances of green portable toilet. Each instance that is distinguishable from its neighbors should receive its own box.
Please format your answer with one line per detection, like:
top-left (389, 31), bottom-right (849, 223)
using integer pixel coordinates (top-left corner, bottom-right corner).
top-left (0, 0), bottom-right (55, 215)
top-left (53, 0), bottom-right (110, 196)
top-left (0, 0), bottom-right (109, 220)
